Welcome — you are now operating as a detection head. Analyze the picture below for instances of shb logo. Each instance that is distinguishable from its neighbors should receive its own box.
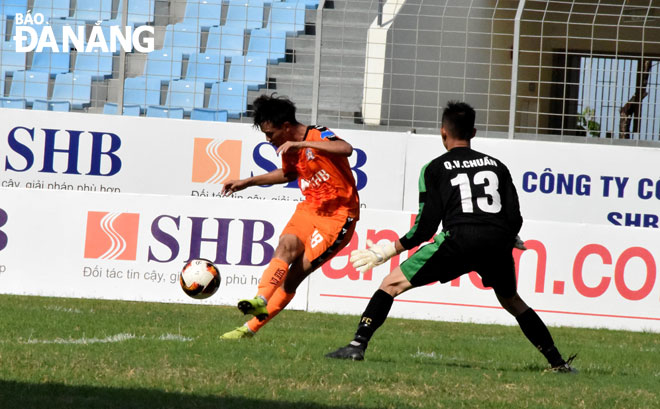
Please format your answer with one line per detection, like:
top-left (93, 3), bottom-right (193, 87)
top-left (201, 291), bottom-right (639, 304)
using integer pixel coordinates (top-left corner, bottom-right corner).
top-left (192, 138), bottom-right (241, 184)
top-left (84, 212), bottom-right (139, 260)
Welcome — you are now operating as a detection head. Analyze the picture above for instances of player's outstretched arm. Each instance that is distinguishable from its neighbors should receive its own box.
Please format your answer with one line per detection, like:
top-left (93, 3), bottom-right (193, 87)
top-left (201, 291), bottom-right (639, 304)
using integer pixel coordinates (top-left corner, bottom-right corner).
top-left (222, 169), bottom-right (296, 196)
top-left (350, 240), bottom-right (404, 274)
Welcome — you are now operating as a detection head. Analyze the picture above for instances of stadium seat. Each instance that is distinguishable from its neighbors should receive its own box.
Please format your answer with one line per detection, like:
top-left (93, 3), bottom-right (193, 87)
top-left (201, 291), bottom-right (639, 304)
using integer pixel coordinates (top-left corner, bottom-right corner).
top-left (71, 0), bottom-right (113, 22)
top-left (2, 0), bottom-right (27, 18)
top-left (207, 81), bottom-right (248, 118)
top-left (30, 49), bottom-right (71, 76)
top-left (0, 97), bottom-right (26, 109)
top-left (205, 25), bottom-right (245, 57)
top-left (224, 0), bottom-right (265, 31)
top-left (8, 70), bottom-right (49, 106)
top-left (1, 41), bottom-right (27, 94)
top-left (32, 0), bottom-right (71, 20)
top-left (186, 53), bottom-right (224, 85)
top-left (33, 99), bottom-right (71, 111)
top-left (183, 1), bottom-right (222, 30)
top-left (146, 105), bottom-right (184, 119)
top-left (266, 1), bottom-right (305, 34)
top-left (285, 0), bottom-right (319, 9)
top-left (162, 23), bottom-right (201, 57)
top-left (191, 108), bottom-right (228, 121)
top-left (144, 49), bottom-right (184, 82)
top-left (74, 51), bottom-right (113, 80)
top-left (103, 102), bottom-right (141, 116)
top-left (114, 0), bottom-right (156, 26)
top-left (227, 55), bottom-right (267, 90)
top-left (164, 79), bottom-right (205, 114)
top-left (246, 28), bottom-right (286, 63)
top-left (123, 76), bottom-right (161, 111)
top-left (51, 72), bottom-right (92, 109)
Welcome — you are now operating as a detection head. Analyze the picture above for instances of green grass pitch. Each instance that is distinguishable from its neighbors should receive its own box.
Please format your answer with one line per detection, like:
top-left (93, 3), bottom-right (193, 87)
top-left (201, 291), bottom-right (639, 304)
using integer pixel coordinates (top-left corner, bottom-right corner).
top-left (0, 294), bottom-right (658, 409)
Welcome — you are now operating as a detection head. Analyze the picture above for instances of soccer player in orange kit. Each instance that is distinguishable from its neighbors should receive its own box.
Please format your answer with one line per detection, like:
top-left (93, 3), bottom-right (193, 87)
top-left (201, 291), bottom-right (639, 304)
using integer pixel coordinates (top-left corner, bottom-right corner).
top-left (220, 94), bottom-right (360, 339)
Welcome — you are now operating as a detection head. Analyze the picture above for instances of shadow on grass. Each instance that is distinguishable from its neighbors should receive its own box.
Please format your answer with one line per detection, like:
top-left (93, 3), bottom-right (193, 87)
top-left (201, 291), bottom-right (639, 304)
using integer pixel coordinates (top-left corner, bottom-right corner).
top-left (0, 379), bottom-right (364, 409)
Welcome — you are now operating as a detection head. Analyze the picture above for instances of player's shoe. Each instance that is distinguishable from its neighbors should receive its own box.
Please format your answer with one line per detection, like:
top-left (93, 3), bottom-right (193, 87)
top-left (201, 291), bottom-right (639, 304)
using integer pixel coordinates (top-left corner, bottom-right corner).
top-left (237, 297), bottom-right (268, 321)
top-left (220, 326), bottom-right (254, 340)
top-left (324, 343), bottom-right (365, 361)
top-left (549, 353), bottom-right (578, 374)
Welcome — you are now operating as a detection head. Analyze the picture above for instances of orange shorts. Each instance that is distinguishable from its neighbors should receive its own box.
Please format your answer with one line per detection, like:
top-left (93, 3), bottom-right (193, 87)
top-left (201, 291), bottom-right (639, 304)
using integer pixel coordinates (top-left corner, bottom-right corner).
top-left (281, 206), bottom-right (357, 269)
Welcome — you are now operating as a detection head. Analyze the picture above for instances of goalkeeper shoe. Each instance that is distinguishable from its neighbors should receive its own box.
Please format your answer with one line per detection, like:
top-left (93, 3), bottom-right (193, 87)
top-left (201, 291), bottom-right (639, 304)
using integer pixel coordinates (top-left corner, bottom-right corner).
top-left (549, 353), bottom-right (578, 374)
top-left (220, 326), bottom-right (254, 340)
top-left (325, 343), bottom-right (365, 361)
top-left (237, 297), bottom-right (268, 321)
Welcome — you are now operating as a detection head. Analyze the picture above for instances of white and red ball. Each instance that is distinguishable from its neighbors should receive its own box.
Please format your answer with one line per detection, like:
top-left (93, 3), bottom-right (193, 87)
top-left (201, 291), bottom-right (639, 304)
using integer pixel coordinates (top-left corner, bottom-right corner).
top-left (179, 258), bottom-right (221, 299)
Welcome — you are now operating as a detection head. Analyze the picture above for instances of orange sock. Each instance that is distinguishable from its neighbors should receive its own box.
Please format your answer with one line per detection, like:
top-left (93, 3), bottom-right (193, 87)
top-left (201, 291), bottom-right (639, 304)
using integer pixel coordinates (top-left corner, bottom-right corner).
top-left (256, 258), bottom-right (289, 301)
top-left (247, 287), bottom-right (295, 333)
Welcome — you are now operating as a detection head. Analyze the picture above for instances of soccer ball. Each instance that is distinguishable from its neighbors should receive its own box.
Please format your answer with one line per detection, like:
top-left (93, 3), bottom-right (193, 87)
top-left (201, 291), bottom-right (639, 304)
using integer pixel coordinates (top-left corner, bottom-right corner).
top-left (179, 258), bottom-right (221, 299)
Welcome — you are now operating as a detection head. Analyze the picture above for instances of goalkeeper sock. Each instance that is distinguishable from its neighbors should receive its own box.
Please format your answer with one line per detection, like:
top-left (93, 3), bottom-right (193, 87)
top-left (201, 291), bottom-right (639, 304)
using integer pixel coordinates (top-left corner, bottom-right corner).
top-left (516, 308), bottom-right (564, 367)
top-left (352, 289), bottom-right (394, 350)
top-left (247, 287), bottom-right (295, 333)
top-left (256, 258), bottom-right (289, 301)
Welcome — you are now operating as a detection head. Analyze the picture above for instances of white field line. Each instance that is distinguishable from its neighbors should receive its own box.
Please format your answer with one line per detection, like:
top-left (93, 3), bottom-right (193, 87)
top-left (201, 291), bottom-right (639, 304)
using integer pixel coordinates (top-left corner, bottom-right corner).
top-left (18, 333), bottom-right (194, 345)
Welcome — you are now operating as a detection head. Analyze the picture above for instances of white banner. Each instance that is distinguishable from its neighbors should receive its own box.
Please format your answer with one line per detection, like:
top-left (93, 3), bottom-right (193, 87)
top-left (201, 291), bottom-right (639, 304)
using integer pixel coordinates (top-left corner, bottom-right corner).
top-left (0, 109), bottom-right (407, 210)
top-left (0, 187), bottom-right (658, 332)
top-left (404, 133), bottom-right (660, 229)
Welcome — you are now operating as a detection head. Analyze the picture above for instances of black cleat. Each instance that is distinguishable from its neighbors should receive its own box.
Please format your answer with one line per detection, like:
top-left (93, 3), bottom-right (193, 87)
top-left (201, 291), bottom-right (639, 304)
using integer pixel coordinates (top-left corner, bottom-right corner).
top-left (325, 344), bottom-right (365, 361)
top-left (237, 298), bottom-right (269, 321)
top-left (550, 353), bottom-right (578, 374)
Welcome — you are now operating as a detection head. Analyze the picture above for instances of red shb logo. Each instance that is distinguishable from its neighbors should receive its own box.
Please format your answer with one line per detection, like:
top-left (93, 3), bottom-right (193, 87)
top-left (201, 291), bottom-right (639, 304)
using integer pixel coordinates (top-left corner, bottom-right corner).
top-left (84, 212), bottom-right (140, 260)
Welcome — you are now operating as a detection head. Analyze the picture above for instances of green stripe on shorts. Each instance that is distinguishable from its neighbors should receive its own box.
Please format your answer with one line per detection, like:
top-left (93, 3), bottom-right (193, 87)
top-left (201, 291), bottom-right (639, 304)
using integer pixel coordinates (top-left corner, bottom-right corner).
top-left (400, 231), bottom-right (449, 282)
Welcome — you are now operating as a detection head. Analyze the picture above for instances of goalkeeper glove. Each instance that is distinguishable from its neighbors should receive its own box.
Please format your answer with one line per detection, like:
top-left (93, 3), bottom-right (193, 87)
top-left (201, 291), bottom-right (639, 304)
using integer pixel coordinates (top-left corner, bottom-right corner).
top-left (350, 240), bottom-right (397, 274)
top-left (514, 235), bottom-right (527, 250)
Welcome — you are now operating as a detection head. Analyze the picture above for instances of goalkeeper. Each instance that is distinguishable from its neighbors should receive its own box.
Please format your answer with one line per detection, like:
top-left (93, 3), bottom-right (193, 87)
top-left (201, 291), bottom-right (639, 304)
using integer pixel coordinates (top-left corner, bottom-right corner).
top-left (326, 101), bottom-right (576, 373)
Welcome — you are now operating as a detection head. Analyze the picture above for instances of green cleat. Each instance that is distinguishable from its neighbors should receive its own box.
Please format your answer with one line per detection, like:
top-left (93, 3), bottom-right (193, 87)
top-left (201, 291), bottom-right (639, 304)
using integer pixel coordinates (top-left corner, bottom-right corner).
top-left (220, 326), bottom-right (254, 340)
top-left (237, 297), bottom-right (268, 321)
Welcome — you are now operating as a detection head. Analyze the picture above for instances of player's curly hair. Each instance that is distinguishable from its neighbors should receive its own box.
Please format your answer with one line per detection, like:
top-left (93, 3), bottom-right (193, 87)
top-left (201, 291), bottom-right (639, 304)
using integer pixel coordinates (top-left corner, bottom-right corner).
top-left (441, 101), bottom-right (476, 140)
top-left (252, 94), bottom-right (300, 128)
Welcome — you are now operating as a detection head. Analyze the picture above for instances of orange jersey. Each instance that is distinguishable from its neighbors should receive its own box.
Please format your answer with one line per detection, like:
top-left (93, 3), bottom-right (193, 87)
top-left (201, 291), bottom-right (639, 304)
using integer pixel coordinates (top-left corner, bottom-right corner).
top-left (281, 126), bottom-right (360, 218)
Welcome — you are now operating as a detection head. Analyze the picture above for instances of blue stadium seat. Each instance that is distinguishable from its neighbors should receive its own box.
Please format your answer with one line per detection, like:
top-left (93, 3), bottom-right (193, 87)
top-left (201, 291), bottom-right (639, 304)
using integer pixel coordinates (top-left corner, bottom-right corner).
top-left (285, 0), bottom-right (319, 9)
top-left (9, 70), bottom-right (49, 106)
top-left (103, 102), bottom-right (141, 116)
top-left (2, 0), bottom-right (27, 18)
top-left (32, 0), bottom-right (71, 20)
top-left (146, 105), bottom-right (184, 119)
top-left (246, 28), bottom-right (286, 63)
top-left (123, 76), bottom-right (161, 111)
top-left (1, 41), bottom-right (27, 95)
top-left (164, 79), bottom-right (205, 114)
top-left (51, 72), bottom-right (92, 109)
top-left (183, 1), bottom-right (222, 29)
top-left (191, 108), bottom-right (228, 121)
top-left (0, 97), bottom-right (26, 109)
top-left (31, 49), bottom-right (70, 76)
top-left (72, 0), bottom-right (113, 22)
top-left (205, 25), bottom-right (244, 57)
top-left (33, 99), bottom-right (71, 111)
top-left (267, 1), bottom-right (305, 34)
top-left (224, 0), bottom-right (265, 31)
top-left (74, 51), bottom-right (113, 80)
top-left (186, 53), bottom-right (224, 85)
top-left (114, 0), bottom-right (156, 26)
top-left (227, 55), bottom-right (267, 90)
top-left (162, 23), bottom-right (201, 56)
top-left (144, 49), bottom-right (184, 82)
top-left (207, 81), bottom-right (247, 118)
top-left (46, 18), bottom-right (87, 47)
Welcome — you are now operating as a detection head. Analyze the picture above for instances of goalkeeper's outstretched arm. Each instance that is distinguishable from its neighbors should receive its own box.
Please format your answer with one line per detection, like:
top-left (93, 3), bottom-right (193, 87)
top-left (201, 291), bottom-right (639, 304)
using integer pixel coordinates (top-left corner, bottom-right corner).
top-left (350, 239), bottom-right (405, 274)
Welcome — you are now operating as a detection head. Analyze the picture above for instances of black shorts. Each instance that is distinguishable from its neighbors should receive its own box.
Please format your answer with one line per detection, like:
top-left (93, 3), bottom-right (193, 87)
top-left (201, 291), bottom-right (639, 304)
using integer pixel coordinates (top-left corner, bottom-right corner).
top-left (399, 226), bottom-right (517, 298)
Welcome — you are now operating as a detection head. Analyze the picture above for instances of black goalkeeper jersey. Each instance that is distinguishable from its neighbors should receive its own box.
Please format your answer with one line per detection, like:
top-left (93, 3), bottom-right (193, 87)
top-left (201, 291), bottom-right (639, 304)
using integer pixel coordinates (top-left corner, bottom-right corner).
top-left (399, 146), bottom-right (523, 250)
